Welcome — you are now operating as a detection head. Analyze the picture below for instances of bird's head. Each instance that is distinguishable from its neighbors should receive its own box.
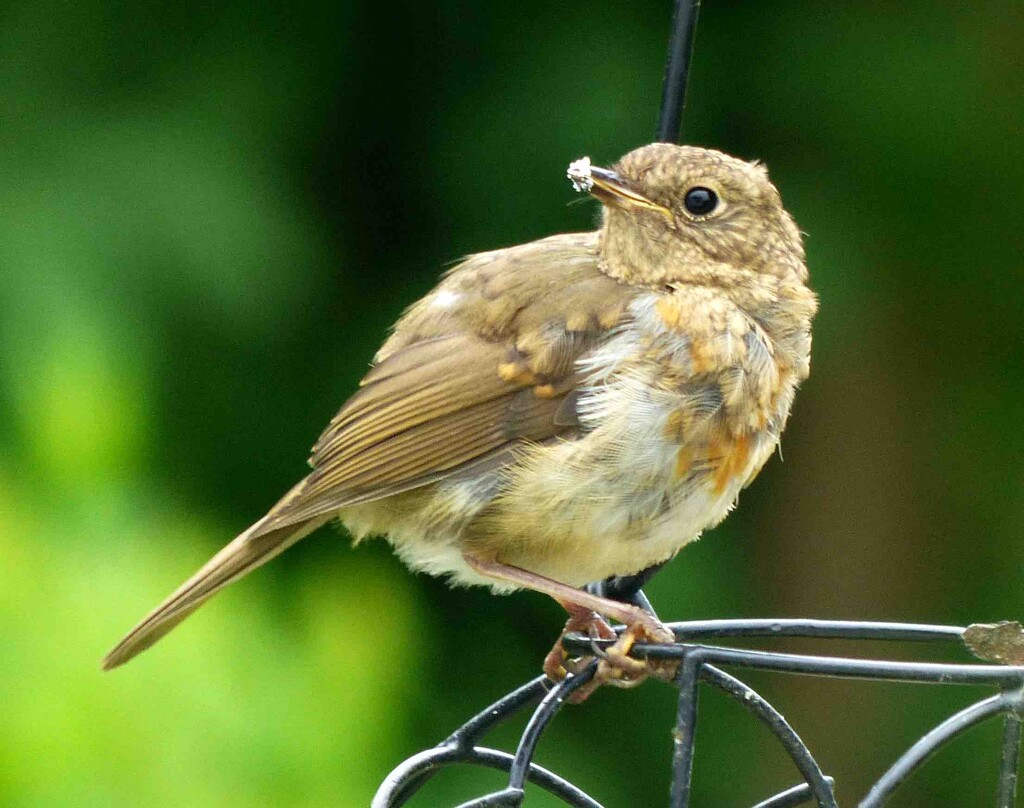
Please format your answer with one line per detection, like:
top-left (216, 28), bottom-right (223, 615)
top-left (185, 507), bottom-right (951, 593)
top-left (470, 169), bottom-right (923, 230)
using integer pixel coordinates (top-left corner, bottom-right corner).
top-left (568, 143), bottom-right (807, 289)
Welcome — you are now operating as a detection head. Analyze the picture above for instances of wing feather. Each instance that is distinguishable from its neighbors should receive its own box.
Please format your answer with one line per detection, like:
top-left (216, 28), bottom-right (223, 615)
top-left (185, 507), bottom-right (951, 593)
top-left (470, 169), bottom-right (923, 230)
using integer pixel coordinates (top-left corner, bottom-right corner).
top-left (102, 233), bottom-right (628, 669)
top-left (262, 233), bottom-right (633, 529)
top-left (265, 336), bottom-right (577, 528)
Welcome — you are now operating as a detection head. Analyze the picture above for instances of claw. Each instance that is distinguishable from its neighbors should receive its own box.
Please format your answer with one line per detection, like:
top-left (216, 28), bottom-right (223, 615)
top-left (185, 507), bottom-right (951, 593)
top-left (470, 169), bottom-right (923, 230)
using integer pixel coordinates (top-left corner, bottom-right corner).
top-left (545, 609), bottom-right (677, 702)
top-left (544, 609), bottom-right (617, 682)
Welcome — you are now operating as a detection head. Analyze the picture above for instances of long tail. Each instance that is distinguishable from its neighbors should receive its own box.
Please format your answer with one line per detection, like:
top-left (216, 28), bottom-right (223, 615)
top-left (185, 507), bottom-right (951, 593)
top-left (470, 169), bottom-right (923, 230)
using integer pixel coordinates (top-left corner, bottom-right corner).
top-left (102, 486), bottom-right (327, 671)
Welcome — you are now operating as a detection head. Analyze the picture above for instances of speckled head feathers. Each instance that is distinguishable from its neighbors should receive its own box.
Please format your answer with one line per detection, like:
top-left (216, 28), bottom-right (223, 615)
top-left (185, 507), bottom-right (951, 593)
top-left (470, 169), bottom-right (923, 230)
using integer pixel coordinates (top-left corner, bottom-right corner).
top-left (594, 143), bottom-right (807, 287)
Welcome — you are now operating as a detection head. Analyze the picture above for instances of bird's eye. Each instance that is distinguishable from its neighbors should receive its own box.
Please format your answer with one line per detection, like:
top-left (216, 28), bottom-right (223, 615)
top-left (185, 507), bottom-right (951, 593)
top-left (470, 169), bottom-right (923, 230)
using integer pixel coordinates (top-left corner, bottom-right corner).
top-left (683, 187), bottom-right (718, 216)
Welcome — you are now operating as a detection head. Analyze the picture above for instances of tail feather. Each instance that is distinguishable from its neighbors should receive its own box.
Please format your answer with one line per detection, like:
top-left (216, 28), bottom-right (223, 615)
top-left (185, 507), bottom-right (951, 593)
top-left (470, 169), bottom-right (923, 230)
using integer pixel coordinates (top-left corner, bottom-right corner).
top-left (102, 509), bottom-right (327, 671)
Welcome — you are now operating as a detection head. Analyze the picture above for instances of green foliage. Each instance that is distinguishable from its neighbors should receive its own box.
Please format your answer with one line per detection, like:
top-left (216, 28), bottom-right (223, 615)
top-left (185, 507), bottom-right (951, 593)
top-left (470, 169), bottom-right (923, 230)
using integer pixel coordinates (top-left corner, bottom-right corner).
top-left (1, 1), bottom-right (1022, 805)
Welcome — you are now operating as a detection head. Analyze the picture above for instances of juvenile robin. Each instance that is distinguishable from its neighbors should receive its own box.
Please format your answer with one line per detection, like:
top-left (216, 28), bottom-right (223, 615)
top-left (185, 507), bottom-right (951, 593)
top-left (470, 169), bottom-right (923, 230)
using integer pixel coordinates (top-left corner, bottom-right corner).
top-left (103, 143), bottom-right (816, 694)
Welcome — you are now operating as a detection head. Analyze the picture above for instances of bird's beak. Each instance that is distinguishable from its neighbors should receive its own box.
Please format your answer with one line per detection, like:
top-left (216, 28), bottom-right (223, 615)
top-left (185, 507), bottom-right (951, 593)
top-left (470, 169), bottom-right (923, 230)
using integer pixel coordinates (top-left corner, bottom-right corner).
top-left (568, 158), bottom-right (672, 219)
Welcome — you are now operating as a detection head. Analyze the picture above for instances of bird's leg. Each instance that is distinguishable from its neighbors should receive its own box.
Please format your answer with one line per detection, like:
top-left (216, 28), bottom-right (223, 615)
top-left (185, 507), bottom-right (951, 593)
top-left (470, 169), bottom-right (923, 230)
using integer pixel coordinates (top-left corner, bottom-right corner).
top-left (464, 555), bottom-right (676, 700)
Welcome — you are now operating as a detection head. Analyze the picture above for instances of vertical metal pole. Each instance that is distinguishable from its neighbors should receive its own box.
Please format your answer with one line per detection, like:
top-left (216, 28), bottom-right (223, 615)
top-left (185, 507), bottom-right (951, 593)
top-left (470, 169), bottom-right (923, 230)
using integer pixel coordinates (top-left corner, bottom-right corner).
top-left (656, 0), bottom-right (702, 143)
top-left (670, 653), bottom-right (704, 807)
top-left (998, 709), bottom-right (1022, 808)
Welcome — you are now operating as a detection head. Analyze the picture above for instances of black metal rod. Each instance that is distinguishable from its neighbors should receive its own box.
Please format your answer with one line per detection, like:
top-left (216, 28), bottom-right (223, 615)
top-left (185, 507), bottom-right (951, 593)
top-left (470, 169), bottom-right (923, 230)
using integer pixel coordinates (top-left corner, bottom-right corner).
top-left (860, 695), bottom-right (1007, 807)
top-left (507, 666), bottom-right (596, 792)
top-left (371, 744), bottom-right (602, 808)
top-left (560, 642), bottom-right (1024, 688)
top-left (666, 618), bottom-right (966, 644)
top-left (372, 747), bottom-right (460, 808)
top-left (684, 645), bottom-right (1024, 686)
top-left (702, 666), bottom-right (836, 808)
top-left (998, 701), bottom-right (1023, 808)
top-left (566, 618), bottom-right (967, 649)
top-left (656, 0), bottom-right (701, 142)
top-left (588, 0), bottom-right (703, 609)
top-left (446, 675), bottom-right (549, 748)
top-left (383, 676), bottom-right (548, 805)
top-left (589, 563), bottom-right (665, 612)
top-left (669, 654), bottom-right (703, 807)
top-left (750, 779), bottom-right (836, 808)
top-left (455, 788), bottom-right (523, 808)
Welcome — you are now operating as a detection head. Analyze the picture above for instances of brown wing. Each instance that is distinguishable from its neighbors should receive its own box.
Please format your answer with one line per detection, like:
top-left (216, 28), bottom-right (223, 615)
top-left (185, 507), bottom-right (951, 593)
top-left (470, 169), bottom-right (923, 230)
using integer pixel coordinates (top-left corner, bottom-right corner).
top-left (262, 232), bottom-right (637, 529)
top-left (101, 232), bottom-right (637, 670)
top-left (263, 333), bottom-right (575, 527)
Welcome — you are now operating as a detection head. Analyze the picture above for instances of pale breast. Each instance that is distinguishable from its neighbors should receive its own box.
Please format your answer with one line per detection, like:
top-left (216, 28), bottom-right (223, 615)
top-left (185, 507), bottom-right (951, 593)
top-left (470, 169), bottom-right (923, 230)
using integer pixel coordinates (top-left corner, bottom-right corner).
top-left (458, 290), bottom-right (799, 586)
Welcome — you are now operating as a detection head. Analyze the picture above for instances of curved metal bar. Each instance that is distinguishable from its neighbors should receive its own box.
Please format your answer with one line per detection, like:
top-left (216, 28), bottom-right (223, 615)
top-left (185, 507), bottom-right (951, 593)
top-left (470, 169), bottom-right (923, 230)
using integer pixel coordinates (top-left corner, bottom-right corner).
top-left (664, 618), bottom-right (966, 644)
top-left (693, 645), bottom-right (1024, 687)
top-left (506, 664), bottom-right (597, 792)
top-left (572, 642), bottom-right (1024, 688)
top-left (455, 787), bottom-right (524, 808)
top-left (371, 744), bottom-right (602, 808)
top-left (445, 675), bottom-right (549, 748)
top-left (860, 694), bottom-right (1008, 807)
top-left (372, 746), bottom-right (462, 808)
top-left (749, 778), bottom-right (837, 808)
top-left (701, 665), bottom-right (836, 808)
top-left (385, 675), bottom-right (548, 806)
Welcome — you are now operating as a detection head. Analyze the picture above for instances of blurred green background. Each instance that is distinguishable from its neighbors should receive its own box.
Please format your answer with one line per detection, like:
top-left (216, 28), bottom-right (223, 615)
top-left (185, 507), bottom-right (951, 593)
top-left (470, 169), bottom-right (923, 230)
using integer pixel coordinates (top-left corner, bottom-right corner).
top-left (1, 0), bottom-right (1022, 805)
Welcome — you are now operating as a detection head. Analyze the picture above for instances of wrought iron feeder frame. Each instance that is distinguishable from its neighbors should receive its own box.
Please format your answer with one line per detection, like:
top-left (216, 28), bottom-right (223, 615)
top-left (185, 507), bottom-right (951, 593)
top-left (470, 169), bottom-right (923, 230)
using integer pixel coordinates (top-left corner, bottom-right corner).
top-left (372, 619), bottom-right (1024, 807)
top-left (370, 3), bottom-right (1023, 805)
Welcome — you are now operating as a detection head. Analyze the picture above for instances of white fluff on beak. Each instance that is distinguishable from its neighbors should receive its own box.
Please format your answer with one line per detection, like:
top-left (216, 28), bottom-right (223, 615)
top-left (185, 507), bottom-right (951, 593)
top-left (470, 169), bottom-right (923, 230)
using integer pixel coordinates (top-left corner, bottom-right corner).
top-left (566, 156), bottom-right (593, 193)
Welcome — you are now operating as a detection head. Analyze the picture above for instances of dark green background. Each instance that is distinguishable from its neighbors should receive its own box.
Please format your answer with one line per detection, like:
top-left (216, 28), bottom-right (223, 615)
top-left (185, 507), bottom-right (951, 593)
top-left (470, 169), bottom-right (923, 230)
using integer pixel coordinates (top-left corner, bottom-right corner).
top-left (2, 1), bottom-right (1022, 805)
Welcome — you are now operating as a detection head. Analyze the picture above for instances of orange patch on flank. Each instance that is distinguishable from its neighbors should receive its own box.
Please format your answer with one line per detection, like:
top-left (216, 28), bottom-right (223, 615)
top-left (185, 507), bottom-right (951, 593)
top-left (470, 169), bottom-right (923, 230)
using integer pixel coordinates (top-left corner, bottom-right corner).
top-left (688, 340), bottom-right (716, 374)
top-left (674, 446), bottom-right (695, 479)
top-left (655, 297), bottom-right (682, 329)
top-left (712, 434), bottom-right (751, 495)
top-left (664, 410), bottom-right (684, 440)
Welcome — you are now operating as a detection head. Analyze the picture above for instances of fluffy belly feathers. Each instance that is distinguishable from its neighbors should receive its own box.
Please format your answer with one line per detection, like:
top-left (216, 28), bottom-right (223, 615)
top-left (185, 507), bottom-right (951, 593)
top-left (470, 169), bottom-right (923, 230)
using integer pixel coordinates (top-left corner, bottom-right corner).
top-left (341, 292), bottom-right (788, 590)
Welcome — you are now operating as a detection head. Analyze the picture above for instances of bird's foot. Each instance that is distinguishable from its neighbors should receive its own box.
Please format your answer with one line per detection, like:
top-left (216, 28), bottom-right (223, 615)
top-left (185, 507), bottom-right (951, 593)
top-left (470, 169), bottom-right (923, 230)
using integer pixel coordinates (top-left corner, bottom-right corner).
top-left (545, 608), bottom-right (677, 703)
top-left (543, 608), bottom-right (617, 682)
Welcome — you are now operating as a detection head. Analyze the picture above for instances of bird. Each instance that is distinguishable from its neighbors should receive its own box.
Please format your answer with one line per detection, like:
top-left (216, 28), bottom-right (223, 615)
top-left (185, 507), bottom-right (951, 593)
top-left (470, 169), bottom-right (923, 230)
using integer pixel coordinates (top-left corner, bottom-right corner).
top-left (103, 143), bottom-right (817, 694)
